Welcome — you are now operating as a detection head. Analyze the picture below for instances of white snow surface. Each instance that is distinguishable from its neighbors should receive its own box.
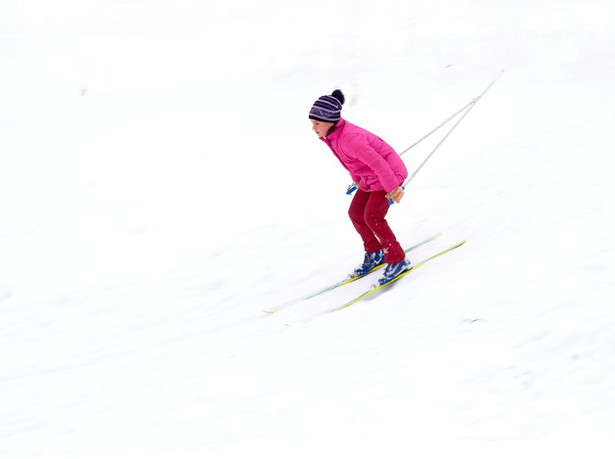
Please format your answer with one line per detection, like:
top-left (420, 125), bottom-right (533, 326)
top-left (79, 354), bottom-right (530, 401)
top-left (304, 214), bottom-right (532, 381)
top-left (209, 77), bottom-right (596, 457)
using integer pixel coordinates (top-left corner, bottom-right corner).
top-left (2, 0), bottom-right (615, 457)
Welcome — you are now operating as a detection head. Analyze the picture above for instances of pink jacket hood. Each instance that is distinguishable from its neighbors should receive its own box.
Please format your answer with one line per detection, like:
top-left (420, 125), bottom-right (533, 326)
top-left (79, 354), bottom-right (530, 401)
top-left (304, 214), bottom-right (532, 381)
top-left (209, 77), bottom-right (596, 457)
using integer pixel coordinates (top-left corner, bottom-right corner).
top-left (320, 119), bottom-right (408, 193)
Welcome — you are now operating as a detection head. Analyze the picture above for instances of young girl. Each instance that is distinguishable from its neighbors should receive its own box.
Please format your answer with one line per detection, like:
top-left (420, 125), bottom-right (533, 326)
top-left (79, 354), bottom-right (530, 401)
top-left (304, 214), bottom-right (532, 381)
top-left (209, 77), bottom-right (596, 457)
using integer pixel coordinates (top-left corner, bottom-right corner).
top-left (309, 89), bottom-right (412, 286)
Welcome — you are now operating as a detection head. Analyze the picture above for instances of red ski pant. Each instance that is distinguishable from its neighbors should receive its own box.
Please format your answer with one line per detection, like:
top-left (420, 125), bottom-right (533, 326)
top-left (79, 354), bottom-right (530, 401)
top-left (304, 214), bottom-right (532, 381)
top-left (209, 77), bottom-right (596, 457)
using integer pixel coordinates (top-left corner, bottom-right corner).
top-left (348, 189), bottom-right (406, 264)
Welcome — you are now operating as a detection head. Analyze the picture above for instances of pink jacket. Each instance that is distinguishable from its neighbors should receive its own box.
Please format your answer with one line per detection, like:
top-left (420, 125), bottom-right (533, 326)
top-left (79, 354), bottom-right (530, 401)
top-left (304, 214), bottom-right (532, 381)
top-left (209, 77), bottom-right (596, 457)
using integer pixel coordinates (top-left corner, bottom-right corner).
top-left (320, 119), bottom-right (408, 193)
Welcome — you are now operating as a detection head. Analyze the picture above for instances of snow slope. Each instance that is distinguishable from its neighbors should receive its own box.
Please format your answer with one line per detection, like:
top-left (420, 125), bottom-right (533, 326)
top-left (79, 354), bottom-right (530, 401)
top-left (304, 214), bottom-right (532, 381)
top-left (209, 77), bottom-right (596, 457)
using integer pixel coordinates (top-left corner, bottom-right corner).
top-left (1, 0), bottom-right (615, 457)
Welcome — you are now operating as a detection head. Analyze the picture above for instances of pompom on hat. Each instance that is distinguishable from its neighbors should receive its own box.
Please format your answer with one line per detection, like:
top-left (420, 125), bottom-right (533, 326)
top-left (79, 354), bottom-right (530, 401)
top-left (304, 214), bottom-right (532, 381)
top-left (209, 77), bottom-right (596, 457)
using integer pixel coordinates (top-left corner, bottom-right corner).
top-left (309, 89), bottom-right (345, 123)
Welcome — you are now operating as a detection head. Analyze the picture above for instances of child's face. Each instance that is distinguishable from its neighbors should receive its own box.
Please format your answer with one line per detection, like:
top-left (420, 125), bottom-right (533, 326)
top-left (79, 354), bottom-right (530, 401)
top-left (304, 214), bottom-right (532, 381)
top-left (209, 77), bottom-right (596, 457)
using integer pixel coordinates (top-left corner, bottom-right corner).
top-left (311, 119), bottom-right (334, 138)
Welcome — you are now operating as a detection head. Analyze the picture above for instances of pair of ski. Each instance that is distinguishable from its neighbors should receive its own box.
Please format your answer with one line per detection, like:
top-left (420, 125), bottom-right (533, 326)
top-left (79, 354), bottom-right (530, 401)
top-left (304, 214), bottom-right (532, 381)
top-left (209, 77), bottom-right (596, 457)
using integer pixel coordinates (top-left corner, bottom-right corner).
top-left (262, 233), bottom-right (465, 316)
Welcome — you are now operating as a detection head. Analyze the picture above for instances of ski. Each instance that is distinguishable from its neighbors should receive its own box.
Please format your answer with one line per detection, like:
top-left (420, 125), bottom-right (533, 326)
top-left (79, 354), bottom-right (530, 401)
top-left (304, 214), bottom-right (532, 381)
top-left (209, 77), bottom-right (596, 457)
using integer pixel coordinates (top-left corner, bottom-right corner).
top-left (262, 233), bottom-right (442, 314)
top-left (328, 239), bottom-right (466, 313)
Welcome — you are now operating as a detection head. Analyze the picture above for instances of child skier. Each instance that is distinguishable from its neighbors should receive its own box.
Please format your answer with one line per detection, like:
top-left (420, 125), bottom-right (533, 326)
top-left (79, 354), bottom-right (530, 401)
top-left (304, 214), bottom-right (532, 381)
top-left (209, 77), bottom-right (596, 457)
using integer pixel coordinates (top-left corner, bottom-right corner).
top-left (309, 89), bottom-right (412, 286)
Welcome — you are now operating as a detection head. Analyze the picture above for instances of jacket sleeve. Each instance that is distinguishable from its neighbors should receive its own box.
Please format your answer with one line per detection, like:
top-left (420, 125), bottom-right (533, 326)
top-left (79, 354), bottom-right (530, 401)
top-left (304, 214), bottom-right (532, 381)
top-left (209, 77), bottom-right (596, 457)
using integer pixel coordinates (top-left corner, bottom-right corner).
top-left (344, 134), bottom-right (400, 192)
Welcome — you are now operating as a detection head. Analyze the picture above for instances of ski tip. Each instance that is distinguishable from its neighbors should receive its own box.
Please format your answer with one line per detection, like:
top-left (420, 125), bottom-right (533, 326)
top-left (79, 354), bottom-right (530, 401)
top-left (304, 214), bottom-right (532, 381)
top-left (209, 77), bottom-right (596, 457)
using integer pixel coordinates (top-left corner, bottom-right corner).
top-left (262, 308), bottom-right (278, 315)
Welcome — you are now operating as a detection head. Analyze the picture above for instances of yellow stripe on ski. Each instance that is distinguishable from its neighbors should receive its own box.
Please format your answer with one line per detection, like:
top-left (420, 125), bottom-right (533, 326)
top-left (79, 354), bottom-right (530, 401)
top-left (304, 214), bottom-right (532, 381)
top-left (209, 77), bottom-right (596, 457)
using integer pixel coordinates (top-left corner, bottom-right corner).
top-left (332, 240), bottom-right (466, 312)
top-left (262, 233), bottom-right (443, 314)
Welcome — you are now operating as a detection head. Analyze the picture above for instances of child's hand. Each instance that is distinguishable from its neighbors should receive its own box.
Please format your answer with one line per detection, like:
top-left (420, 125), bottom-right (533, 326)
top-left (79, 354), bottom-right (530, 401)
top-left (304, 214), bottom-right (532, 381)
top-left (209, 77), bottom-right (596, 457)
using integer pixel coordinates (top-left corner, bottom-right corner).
top-left (388, 186), bottom-right (405, 204)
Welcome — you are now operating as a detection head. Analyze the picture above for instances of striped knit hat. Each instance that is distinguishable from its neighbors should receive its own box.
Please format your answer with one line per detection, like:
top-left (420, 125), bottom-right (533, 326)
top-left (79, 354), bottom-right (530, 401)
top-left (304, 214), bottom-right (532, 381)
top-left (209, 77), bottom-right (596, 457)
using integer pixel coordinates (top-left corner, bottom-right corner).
top-left (309, 89), bottom-right (345, 123)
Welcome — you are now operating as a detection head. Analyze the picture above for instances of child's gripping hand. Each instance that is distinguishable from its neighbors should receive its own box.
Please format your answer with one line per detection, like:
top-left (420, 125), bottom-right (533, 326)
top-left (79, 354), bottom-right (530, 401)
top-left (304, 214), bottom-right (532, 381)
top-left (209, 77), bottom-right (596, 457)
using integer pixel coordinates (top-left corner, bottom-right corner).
top-left (387, 186), bottom-right (405, 204)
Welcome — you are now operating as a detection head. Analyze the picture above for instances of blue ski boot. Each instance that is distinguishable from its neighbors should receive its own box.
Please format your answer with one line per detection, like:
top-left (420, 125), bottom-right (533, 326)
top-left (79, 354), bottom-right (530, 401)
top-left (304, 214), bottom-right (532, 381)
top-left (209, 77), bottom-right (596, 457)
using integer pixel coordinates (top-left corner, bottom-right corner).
top-left (350, 249), bottom-right (385, 278)
top-left (374, 258), bottom-right (412, 287)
